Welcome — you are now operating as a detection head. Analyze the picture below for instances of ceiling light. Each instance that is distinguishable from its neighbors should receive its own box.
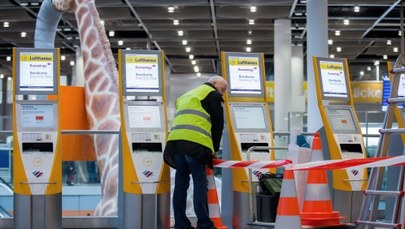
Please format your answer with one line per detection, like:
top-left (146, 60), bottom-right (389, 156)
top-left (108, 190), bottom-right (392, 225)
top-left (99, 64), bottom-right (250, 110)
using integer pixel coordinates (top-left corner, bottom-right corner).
top-left (387, 39), bottom-right (392, 45)
top-left (7, 77), bottom-right (11, 81)
top-left (118, 40), bottom-right (124, 46)
top-left (329, 54), bottom-right (335, 58)
top-left (374, 60), bottom-right (380, 66)
top-left (189, 54), bottom-right (194, 60)
top-left (399, 31), bottom-right (402, 36)
top-left (248, 19), bottom-right (255, 25)
top-left (250, 6), bottom-right (257, 13)
top-left (3, 22), bottom-right (9, 28)
top-left (100, 20), bottom-right (105, 26)
top-left (194, 66), bottom-right (199, 72)
top-left (177, 30), bottom-right (184, 36)
top-left (328, 39), bottom-right (333, 45)
top-left (360, 71), bottom-right (364, 76)
top-left (246, 39), bottom-right (252, 45)
top-left (383, 55), bottom-right (388, 60)
top-left (168, 6), bottom-right (175, 13)
top-left (61, 55), bottom-right (66, 61)
top-left (197, 73), bottom-right (201, 77)
top-left (126, 47), bottom-right (131, 50)
top-left (367, 66), bottom-right (372, 71)
top-left (336, 47), bottom-right (342, 52)
top-left (354, 5), bottom-right (360, 13)
top-left (6, 56), bottom-right (11, 61)
top-left (109, 31), bottom-right (115, 37)
top-left (0, 74), bottom-right (4, 79)
top-left (182, 40), bottom-right (188, 45)
top-left (185, 47), bottom-right (191, 52)
top-left (191, 60), bottom-right (196, 65)
top-left (248, 30), bottom-right (252, 35)
top-left (70, 61), bottom-right (75, 66)
top-left (343, 19), bottom-right (350, 25)
top-left (246, 47), bottom-right (251, 52)
top-left (173, 19), bottom-right (179, 26)
top-left (394, 47), bottom-right (399, 52)
top-left (335, 30), bottom-right (341, 36)
top-left (21, 32), bottom-right (26, 38)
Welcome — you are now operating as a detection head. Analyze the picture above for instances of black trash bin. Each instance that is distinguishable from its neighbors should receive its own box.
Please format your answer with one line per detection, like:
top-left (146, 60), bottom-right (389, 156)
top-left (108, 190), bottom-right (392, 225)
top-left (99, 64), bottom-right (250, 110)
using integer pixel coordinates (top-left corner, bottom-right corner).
top-left (256, 192), bottom-right (280, 222)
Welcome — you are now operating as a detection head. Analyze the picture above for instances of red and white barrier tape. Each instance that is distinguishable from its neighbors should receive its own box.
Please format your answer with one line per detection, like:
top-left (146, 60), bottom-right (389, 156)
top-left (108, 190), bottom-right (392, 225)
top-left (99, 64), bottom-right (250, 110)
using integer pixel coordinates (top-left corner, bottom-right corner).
top-left (213, 155), bottom-right (405, 170)
top-left (213, 159), bottom-right (292, 169)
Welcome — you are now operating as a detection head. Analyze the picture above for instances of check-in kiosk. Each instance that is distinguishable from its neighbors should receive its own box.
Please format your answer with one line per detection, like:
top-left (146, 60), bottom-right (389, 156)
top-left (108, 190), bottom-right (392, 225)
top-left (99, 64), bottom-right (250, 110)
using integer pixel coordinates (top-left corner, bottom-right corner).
top-left (118, 50), bottom-right (170, 228)
top-left (221, 52), bottom-right (274, 229)
top-left (13, 48), bottom-right (61, 229)
top-left (313, 57), bottom-right (367, 223)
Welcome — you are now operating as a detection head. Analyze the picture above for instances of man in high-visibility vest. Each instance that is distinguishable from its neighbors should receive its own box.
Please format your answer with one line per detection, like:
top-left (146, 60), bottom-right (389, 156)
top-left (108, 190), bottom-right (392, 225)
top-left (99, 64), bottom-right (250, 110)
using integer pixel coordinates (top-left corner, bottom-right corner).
top-left (164, 75), bottom-right (227, 229)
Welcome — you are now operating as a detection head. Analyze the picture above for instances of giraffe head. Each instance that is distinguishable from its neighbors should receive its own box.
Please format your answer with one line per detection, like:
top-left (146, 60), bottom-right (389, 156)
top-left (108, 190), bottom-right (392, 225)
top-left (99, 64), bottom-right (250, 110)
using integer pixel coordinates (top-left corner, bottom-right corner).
top-left (52, 0), bottom-right (75, 12)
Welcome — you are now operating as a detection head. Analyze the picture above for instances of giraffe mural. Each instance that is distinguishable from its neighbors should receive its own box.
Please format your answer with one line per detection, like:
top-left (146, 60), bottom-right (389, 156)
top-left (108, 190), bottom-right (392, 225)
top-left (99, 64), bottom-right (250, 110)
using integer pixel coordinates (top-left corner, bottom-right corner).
top-left (49, 0), bottom-right (120, 215)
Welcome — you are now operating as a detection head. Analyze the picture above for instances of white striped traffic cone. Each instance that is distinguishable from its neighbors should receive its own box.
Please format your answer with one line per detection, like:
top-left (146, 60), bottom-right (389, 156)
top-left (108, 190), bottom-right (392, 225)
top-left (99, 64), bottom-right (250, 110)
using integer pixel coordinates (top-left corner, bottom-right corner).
top-left (206, 167), bottom-right (227, 229)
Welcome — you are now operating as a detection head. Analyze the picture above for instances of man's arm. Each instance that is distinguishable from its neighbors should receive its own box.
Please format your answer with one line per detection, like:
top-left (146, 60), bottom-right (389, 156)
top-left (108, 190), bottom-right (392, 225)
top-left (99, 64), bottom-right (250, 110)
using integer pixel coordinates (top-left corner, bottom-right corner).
top-left (203, 91), bottom-right (224, 152)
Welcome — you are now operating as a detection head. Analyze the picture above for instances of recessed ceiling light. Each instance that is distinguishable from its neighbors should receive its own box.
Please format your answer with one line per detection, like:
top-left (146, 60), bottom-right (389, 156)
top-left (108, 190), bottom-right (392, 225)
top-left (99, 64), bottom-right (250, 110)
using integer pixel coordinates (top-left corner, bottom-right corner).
top-left (126, 47), bottom-right (131, 50)
top-left (3, 22), bottom-right (9, 28)
top-left (360, 71), bottom-right (364, 76)
top-left (374, 60), bottom-right (380, 66)
top-left (336, 47), bottom-right (342, 52)
top-left (399, 31), bottom-right (402, 36)
top-left (354, 5), bottom-right (360, 13)
top-left (248, 30), bottom-right (252, 35)
top-left (168, 6), bottom-right (175, 13)
top-left (246, 47), bottom-right (251, 52)
top-left (21, 32), bottom-right (26, 38)
top-left (118, 40), bottom-right (124, 46)
top-left (191, 60), bottom-right (196, 65)
top-left (189, 54), bottom-right (194, 60)
top-left (177, 30), bottom-right (184, 36)
top-left (185, 47), bottom-right (191, 52)
top-left (387, 39), bottom-right (392, 45)
top-left (394, 47), bottom-right (399, 52)
top-left (0, 74), bottom-right (3, 79)
top-left (100, 20), bottom-right (105, 26)
top-left (182, 40), bottom-right (188, 45)
top-left (70, 61), bottom-right (75, 66)
top-left (250, 6), bottom-right (257, 13)
top-left (343, 19), bottom-right (350, 25)
top-left (329, 54), bottom-right (335, 58)
top-left (194, 66), bottom-right (199, 72)
top-left (248, 19), bottom-right (255, 25)
top-left (367, 66), bottom-right (371, 71)
top-left (7, 77), bottom-right (11, 81)
top-left (197, 73), bottom-right (201, 77)
top-left (383, 55), bottom-right (388, 60)
top-left (335, 30), bottom-right (341, 36)
top-left (61, 55), bottom-right (66, 61)
top-left (246, 39), bottom-right (252, 45)
top-left (328, 39), bottom-right (333, 45)
top-left (6, 56), bottom-right (11, 61)
top-left (173, 19), bottom-right (179, 25)
top-left (109, 31), bottom-right (115, 37)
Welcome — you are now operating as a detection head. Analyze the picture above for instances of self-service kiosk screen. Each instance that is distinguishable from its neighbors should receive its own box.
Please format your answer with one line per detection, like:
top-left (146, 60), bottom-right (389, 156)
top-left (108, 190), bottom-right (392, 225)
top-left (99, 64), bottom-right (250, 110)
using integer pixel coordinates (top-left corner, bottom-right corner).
top-left (127, 105), bottom-right (162, 129)
top-left (19, 104), bottom-right (56, 130)
top-left (326, 107), bottom-right (359, 134)
top-left (316, 58), bottom-right (350, 101)
top-left (232, 105), bottom-right (267, 130)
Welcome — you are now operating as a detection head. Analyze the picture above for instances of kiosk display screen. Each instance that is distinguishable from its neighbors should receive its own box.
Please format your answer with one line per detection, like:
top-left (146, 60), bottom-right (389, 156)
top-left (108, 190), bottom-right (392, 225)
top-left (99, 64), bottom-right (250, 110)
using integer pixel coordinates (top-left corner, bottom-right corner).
top-left (19, 104), bottom-right (56, 130)
top-left (317, 58), bottom-right (349, 100)
top-left (326, 107), bottom-right (358, 133)
top-left (127, 105), bottom-right (161, 129)
top-left (16, 48), bottom-right (58, 95)
top-left (233, 105), bottom-right (267, 130)
top-left (121, 50), bottom-right (162, 96)
top-left (224, 53), bottom-right (265, 97)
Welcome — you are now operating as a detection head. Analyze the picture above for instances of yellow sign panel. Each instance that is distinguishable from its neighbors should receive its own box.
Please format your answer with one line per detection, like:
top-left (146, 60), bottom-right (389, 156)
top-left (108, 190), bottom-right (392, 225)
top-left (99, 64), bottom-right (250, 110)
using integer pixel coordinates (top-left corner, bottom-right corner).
top-left (126, 55), bottom-right (158, 64)
top-left (229, 57), bottom-right (259, 66)
top-left (266, 81), bottom-right (382, 104)
top-left (20, 53), bottom-right (53, 62)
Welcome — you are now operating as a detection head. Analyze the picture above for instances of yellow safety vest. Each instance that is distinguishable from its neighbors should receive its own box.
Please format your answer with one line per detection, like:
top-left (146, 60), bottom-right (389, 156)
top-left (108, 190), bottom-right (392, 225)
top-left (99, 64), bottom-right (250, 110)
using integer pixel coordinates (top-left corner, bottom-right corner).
top-left (168, 84), bottom-right (215, 153)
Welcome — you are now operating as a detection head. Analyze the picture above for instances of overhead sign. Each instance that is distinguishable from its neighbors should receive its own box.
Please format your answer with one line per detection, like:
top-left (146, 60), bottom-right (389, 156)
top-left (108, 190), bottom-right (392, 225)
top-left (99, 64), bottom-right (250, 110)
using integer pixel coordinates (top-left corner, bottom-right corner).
top-left (15, 48), bottom-right (58, 95)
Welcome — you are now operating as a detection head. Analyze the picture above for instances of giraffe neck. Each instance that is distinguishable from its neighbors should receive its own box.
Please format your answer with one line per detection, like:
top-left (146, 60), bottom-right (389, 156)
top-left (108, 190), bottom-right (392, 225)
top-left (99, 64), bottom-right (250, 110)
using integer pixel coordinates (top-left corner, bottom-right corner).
top-left (70, 0), bottom-right (120, 216)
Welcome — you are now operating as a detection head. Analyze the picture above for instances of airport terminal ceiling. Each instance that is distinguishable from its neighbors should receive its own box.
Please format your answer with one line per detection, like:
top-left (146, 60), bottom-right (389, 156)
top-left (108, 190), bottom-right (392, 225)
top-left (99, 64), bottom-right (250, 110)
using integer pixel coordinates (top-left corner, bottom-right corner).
top-left (0, 0), bottom-right (403, 81)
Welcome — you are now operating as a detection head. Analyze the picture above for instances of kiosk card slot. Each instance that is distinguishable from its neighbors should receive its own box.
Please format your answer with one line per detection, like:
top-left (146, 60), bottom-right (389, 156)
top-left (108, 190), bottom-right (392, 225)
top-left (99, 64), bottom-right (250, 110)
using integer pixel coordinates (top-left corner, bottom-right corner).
top-left (339, 144), bottom-right (362, 154)
top-left (132, 142), bottom-right (162, 153)
top-left (22, 142), bottom-right (53, 153)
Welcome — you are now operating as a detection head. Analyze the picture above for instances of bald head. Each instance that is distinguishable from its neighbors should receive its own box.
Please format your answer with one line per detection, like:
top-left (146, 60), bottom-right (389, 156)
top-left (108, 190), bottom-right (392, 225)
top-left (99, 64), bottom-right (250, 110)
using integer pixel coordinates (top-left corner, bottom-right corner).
top-left (208, 75), bottom-right (228, 95)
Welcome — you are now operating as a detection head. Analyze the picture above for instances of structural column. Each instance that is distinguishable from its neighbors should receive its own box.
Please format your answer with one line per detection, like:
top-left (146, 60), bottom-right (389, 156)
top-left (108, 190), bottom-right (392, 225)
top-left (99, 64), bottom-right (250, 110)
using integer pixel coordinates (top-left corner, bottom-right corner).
top-left (306, 0), bottom-right (328, 132)
top-left (290, 45), bottom-right (305, 129)
top-left (274, 19), bottom-right (292, 135)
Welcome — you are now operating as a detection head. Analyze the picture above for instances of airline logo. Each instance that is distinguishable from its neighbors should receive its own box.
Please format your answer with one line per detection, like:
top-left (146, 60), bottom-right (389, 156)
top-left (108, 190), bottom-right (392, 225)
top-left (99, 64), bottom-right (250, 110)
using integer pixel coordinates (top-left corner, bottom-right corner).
top-left (142, 170), bottom-right (153, 177)
top-left (20, 53), bottom-right (53, 62)
top-left (320, 62), bottom-right (344, 71)
top-left (32, 170), bottom-right (44, 178)
top-left (229, 57), bottom-right (259, 66)
top-left (126, 55), bottom-right (158, 64)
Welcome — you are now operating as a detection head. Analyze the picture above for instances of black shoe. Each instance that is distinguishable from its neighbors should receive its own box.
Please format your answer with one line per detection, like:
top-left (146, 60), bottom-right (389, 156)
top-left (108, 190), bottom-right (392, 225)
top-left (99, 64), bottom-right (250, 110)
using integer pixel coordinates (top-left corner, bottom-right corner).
top-left (66, 182), bottom-right (74, 186)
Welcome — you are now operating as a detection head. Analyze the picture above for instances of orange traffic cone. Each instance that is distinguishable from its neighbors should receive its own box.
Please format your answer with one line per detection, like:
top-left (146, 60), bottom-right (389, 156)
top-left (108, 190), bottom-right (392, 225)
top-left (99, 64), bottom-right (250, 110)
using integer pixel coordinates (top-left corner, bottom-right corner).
top-left (300, 132), bottom-right (342, 226)
top-left (206, 167), bottom-right (227, 229)
top-left (274, 169), bottom-right (301, 229)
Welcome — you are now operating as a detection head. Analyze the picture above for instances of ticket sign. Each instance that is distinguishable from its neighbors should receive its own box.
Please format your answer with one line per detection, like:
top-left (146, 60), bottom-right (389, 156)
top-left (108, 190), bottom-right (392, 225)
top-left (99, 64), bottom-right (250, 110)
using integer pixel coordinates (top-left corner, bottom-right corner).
top-left (315, 57), bottom-right (350, 101)
top-left (15, 48), bottom-right (58, 95)
top-left (121, 50), bottom-right (163, 96)
top-left (224, 52), bottom-right (265, 98)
